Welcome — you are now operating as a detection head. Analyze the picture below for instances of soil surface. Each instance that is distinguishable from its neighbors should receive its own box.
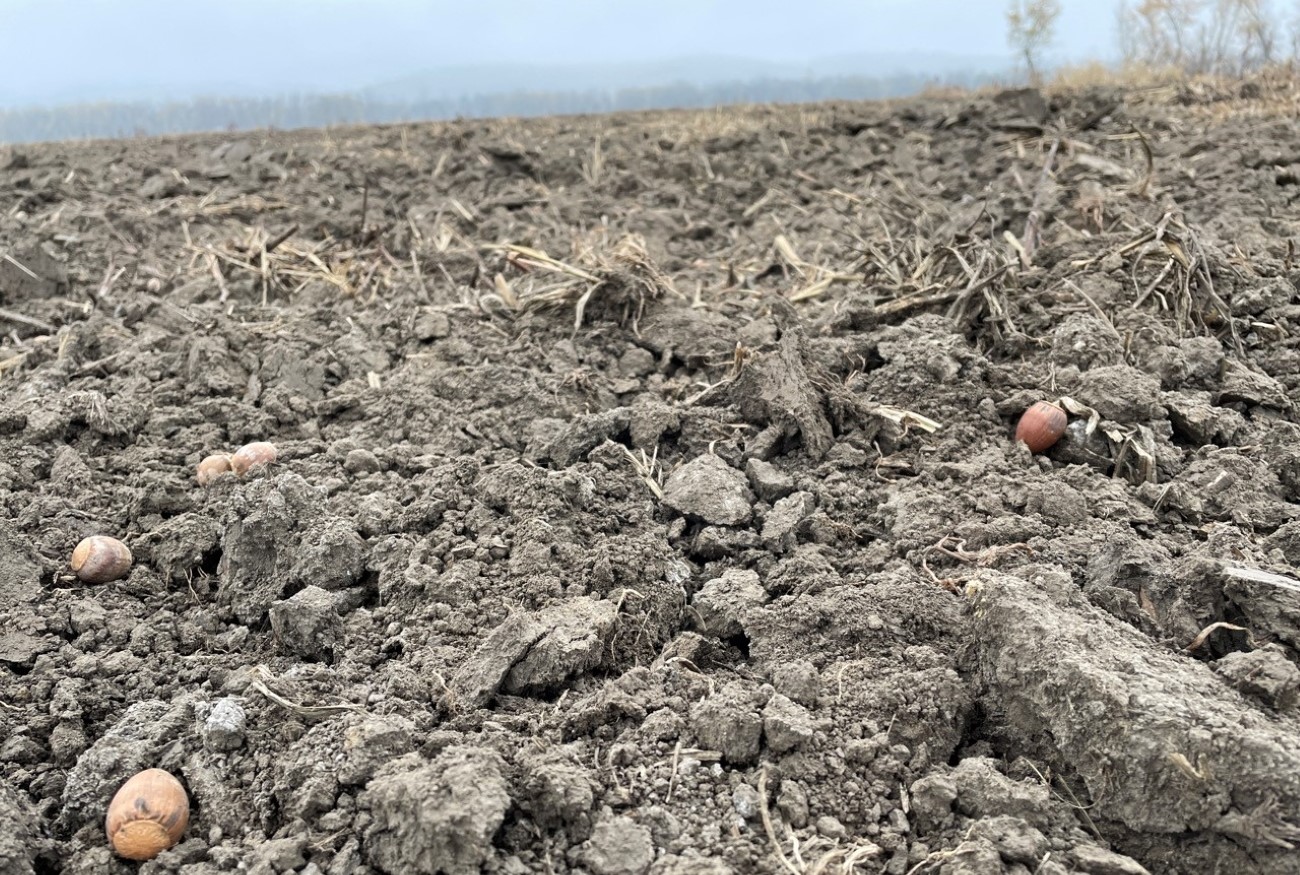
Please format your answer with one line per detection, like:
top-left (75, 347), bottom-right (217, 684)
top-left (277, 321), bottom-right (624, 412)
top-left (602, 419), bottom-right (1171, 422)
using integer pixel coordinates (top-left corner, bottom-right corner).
top-left (3, 74), bottom-right (1300, 875)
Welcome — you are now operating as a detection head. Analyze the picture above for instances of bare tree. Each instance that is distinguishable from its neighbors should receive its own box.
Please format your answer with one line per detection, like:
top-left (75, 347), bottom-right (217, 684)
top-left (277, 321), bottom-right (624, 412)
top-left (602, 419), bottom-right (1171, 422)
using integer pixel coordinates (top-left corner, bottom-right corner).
top-left (1290, 2), bottom-right (1300, 59)
top-left (1235, 0), bottom-right (1278, 68)
top-left (1007, 0), bottom-right (1063, 83)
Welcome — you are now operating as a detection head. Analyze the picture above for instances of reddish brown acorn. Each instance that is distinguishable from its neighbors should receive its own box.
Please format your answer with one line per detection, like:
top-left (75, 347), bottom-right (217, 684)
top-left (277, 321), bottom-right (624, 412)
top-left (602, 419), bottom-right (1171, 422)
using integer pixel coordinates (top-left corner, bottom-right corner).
top-left (105, 768), bottom-right (190, 861)
top-left (1015, 401), bottom-right (1067, 453)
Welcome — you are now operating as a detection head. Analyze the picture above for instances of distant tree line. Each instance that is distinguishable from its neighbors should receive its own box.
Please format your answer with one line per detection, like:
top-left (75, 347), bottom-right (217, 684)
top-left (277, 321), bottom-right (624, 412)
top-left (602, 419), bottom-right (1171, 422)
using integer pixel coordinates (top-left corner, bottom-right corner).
top-left (1116, 0), bottom-right (1290, 75)
top-left (0, 72), bottom-right (997, 144)
top-left (1008, 0), bottom-right (1300, 81)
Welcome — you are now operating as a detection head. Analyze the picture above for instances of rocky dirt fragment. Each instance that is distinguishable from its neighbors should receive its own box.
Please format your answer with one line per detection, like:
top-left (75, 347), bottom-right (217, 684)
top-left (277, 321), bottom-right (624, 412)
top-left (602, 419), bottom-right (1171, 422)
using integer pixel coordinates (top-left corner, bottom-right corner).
top-left (691, 568), bottom-right (764, 639)
top-left (363, 747), bottom-right (509, 875)
top-left (199, 697), bottom-right (247, 751)
top-left (450, 597), bottom-right (619, 708)
top-left (761, 693), bottom-right (813, 754)
top-left (0, 782), bottom-right (50, 875)
top-left (269, 584), bottom-right (343, 661)
top-left (535, 408), bottom-right (633, 466)
top-left (689, 684), bottom-right (763, 765)
top-left (0, 630), bottom-right (50, 670)
top-left (1224, 568), bottom-right (1300, 650)
top-left (0, 520), bottom-right (42, 604)
top-left (518, 751), bottom-right (596, 836)
top-left (661, 454), bottom-right (753, 525)
top-left (581, 813), bottom-right (655, 875)
top-left (503, 597), bottom-right (619, 694)
top-left (744, 458), bottom-right (795, 501)
top-left (760, 491), bottom-right (815, 552)
top-left (340, 715), bottom-right (416, 786)
top-left (217, 473), bottom-right (328, 623)
top-left (0, 244), bottom-right (66, 301)
top-left (1213, 648), bottom-right (1300, 711)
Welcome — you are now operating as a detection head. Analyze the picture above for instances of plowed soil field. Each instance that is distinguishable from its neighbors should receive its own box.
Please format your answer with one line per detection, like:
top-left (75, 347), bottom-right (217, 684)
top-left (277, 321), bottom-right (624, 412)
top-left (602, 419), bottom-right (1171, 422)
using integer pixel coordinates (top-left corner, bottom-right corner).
top-left (3, 74), bottom-right (1300, 875)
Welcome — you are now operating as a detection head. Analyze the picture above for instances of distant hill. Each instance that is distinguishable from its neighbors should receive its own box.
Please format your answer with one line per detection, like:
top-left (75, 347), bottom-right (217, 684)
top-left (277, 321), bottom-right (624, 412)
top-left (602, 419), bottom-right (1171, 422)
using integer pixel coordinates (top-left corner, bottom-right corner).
top-left (362, 53), bottom-right (1008, 103)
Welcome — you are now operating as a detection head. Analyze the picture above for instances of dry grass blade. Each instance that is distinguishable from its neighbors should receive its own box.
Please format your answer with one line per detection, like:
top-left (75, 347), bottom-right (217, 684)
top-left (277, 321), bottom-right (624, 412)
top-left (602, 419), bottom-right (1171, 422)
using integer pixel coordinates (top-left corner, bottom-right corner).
top-left (179, 193), bottom-right (290, 219)
top-left (180, 221), bottom-right (405, 304)
top-left (248, 666), bottom-right (365, 721)
top-left (758, 767), bottom-right (802, 875)
top-left (1129, 124), bottom-right (1156, 197)
top-left (493, 274), bottom-right (520, 311)
top-left (806, 842), bottom-right (882, 875)
top-left (487, 243), bottom-right (600, 283)
top-left (870, 405), bottom-right (942, 433)
top-left (789, 276), bottom-right (834, 302)
top-left (774, 234), bottom-right (806, 275)
top-left (1021, 135), bottom-right (1061, 264)
top-left (0, 352), bottom-right (31, 375)
top-left (485, 234), bottom-right (677, 332)
top-left (623, 446), bottom-right (664, 498)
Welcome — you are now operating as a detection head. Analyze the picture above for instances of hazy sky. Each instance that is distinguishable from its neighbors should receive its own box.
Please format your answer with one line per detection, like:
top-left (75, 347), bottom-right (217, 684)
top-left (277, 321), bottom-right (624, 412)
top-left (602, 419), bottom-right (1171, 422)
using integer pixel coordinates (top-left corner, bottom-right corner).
top-left (0, 0), bottom-right (1120, 108)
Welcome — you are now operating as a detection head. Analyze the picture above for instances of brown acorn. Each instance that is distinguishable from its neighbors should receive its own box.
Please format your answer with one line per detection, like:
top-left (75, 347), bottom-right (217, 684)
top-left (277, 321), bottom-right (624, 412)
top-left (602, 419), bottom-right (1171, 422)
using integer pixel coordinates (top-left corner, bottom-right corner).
top-left (230, 441), bottom-right (278, 477)
top-left (1015, 401), bottom-right (1068, 453)
top-left (105, 768), bottom-right (189, 861)
top-left (70, 536), bottom-right (133, 584)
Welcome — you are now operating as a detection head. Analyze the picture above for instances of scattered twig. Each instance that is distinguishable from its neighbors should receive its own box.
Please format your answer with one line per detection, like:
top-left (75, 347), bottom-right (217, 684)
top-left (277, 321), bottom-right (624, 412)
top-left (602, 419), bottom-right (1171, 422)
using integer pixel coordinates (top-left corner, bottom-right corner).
top-left (0, 306), bottom-right (55, 333)
top-left (1129, 125), bottom-right (1155, 198)
top-left (264, 223), bottom-right (300, 256)
top-left (1185, 622), bottom-right (1251, 653)
top-left (1021, 136), bottom-right (1061, 265)
top-left (1, 252), bottom-right (39, 280)
top-left (356, 177), bottom-right (369, 240)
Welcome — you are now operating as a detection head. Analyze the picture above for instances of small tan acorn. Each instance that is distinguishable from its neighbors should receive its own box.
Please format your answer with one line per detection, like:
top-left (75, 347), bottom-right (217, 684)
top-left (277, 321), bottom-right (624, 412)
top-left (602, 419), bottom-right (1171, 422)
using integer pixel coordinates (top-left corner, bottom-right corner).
top-left (70, 536), bottom-right (133, 584)
top-left (196, 453), bottom-right (233, 486)
top-left (105, 768), bottom-right (189, 861)
top-left (230, 441), bottom-right (278, 477)
top-left (1015, 401), bottom-right (1068, 453)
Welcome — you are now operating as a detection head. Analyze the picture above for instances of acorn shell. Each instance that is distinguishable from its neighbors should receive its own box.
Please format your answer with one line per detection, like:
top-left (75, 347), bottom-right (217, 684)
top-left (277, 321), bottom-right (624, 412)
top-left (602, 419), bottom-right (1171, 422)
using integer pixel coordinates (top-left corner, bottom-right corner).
top-left (196, 453), bottom-right (233, 486)
top-left (230, 441), bottom-right (278, 476)
top-left (1015, 401), bottom-right (1068, 453)
top-left (105, 768), bottom-right (189, 861)
top-left (70, 536), bottom-right (133, 584)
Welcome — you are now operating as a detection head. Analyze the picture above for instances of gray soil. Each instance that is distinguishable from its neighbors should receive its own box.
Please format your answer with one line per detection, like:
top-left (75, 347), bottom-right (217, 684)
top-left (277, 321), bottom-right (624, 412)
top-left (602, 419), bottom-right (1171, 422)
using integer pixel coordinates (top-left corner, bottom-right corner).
top-left (2, 73), bottom-right (1300, 875)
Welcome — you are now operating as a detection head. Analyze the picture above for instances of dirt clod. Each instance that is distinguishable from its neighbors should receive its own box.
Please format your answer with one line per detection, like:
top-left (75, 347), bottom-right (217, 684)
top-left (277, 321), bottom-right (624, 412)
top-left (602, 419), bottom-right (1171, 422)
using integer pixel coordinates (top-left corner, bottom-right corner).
top-left (662, 454), bottom-right (754, 525)
top-left (689, 684), bottom-right (764, 765)
top-left (362, 748), bottom-right (509, 875)
top-left (582, 814), bottom-right (655, 875)
top-left (269, 585), bottom-right (343, 662)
